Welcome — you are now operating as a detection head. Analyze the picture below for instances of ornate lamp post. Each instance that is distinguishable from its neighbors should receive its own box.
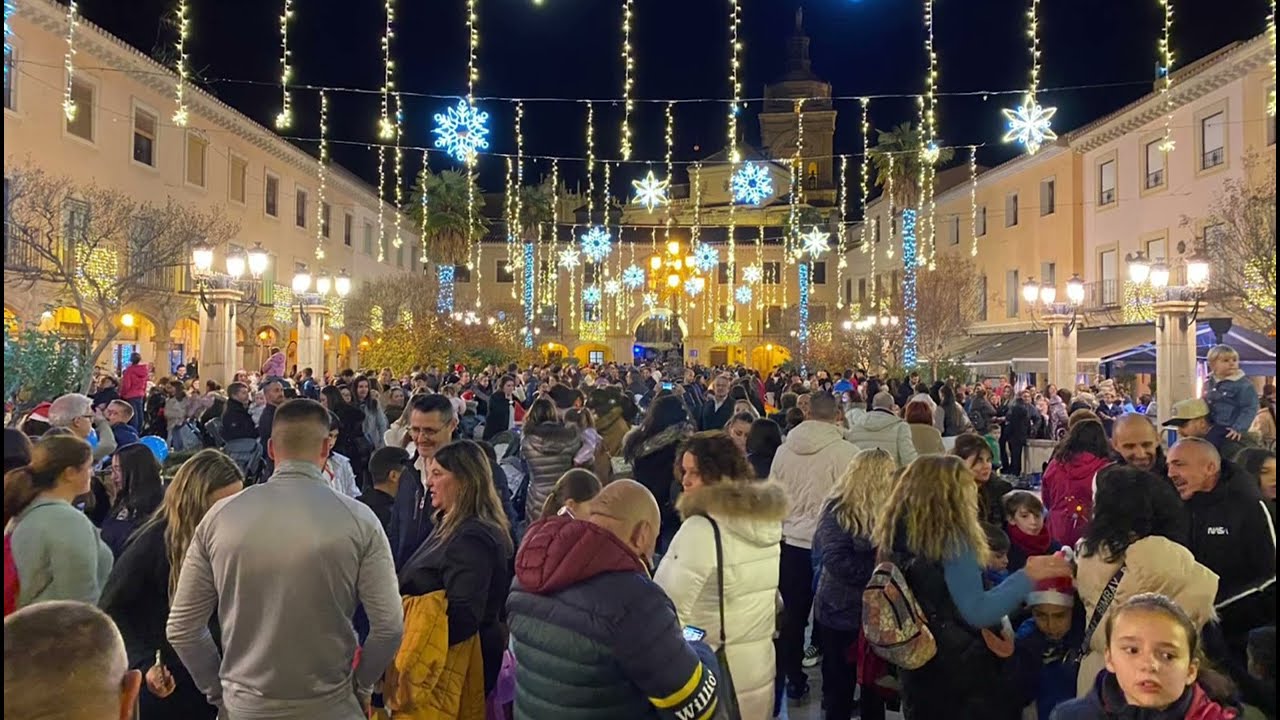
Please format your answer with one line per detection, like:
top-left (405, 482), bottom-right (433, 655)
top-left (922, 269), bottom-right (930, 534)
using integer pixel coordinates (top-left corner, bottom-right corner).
top-left (189, 241), bottom-right (270, 386)
top-left (1022, 274), bottom-right (1085, 390)
top-left (292, 265), bottom-right (351, 376)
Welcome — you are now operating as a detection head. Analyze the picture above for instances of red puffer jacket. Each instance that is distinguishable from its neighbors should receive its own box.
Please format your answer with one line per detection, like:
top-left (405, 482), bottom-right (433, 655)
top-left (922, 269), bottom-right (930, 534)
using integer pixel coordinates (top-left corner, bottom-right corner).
top-left (1040, 452), bottom-right (1112, 549)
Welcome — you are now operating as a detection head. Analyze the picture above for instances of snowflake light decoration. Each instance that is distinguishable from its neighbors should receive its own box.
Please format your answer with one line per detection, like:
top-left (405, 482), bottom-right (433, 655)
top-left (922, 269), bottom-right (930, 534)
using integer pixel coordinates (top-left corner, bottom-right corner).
top-left (684, 278), bottom-right (703, 297)
top-left (579, 227), bottom-right (613, 262)
top-left (558, 248), bottom-right (581, 269)
top-left (583, 285), bottom-right (602, 304)
top-left (642, 292), bottom-right (658, 308)
top-left (735, 285), bottom-right (753, 304)
top-left (604, 279), bottom-right (622, 296)
top-left (801, 227), bottom-right (830, 257)
top-left (1001, 97), bottom-right (1058, 155)
top-left (731, 162), bottom-right (773, 205)
top-left (742, 264), bottom-right (763, 285)
top-left (631, 170), bottom-right (670, 212)
top-left (621, 264), bottom-right (646, 289)
top-left (692, 243), bottom-right (719, 273)
top-left (433, 99), bottom-right (490, 164)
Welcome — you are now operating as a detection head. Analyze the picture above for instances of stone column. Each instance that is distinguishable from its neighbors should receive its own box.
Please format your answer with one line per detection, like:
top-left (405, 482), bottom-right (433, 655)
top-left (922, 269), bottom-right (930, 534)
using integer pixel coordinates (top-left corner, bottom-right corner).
top-left (1043, 312), bottom-right (1079, 392)
top-left (197, 288), bottom-right (243, 388)
top-left (1154, 300), bottom-right (1199, 426)
top-left (296, 302), bottom-right (330, 378)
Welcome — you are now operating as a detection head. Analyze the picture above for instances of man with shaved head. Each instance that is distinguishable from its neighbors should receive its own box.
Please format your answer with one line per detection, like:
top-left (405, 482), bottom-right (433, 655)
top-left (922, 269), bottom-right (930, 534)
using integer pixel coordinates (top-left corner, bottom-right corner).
top-left (1111, 413), bottom-right (1167, 476)
top-left (507, 479), bottom-right (724, 719)
top-left (4, 600), bottom-right (141, 720)
top-left (1168, 437), bottom-right (1276, 665)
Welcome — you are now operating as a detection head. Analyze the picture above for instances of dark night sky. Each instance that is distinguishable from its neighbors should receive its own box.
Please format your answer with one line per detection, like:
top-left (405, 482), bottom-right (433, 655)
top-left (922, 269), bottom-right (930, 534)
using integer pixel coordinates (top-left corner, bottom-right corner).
top-left (78, 0), bottom-right (1271, 194)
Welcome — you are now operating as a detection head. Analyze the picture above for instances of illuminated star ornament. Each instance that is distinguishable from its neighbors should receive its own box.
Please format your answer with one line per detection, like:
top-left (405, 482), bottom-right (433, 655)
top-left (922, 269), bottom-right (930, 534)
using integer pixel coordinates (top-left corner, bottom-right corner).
top-left (631, 170), bottom-right (670, 212)
top-left (583, 285), bottom-right (602, 304)
top-left (734, 285), bottom-right (753, 304)
top-left (1001, 96), bottom-right (1058, 155)
top-left (621, 264), bottom-right (646, 289)
top-left (642, 292), bottom-right (658, 308)
top-left (730, 162), bottom-right (773, 205)
top-left (801, 227), bottom-right (830, 256)
top-left (684, 278), bottom-right (703, 297)
top-left (433, 99), bottom-right (490, 164)
top-left (603, 279), bottom-right (622, 296)
top-left (742, 264), bottom-right (763, 284)
top-left (692, 243), bottom-right (719, 273)
top-left (558, 248), bottom-right (581, 269)
top-left (579, 227), bottom-right (613, 262)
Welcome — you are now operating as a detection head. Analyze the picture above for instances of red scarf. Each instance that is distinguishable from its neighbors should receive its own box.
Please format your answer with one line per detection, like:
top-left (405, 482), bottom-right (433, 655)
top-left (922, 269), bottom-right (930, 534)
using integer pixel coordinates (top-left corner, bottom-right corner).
top-left (1008, 524), bottom-right (1053, 556)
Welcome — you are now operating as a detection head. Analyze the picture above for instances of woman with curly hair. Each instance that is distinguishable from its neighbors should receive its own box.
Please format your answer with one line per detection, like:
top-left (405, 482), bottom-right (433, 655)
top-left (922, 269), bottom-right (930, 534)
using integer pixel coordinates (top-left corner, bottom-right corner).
top-left (873, 455), bottom-right (1071, 719)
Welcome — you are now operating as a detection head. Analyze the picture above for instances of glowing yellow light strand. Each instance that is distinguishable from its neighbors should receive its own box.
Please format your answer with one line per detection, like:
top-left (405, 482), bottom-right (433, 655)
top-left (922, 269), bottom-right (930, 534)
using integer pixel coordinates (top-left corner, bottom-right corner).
top-left (921, 0), bottom-right (940, 269)
top-left (393, 92), bottom-right (405, 249)
top-left (859, 98), bottom-right (871, 256)
top-left (1269, 0), bottom-right (1277, 116)
top-left (755, 225), bottom-right (764, 312)
top-left (836, 154), bottom-right (848, 308)
top-left (968, 145), bottom-right (979, 257)
top-left (276, 0), bottom-right (293, 128)
top-left (62, 0), bottom-right (78, 121)
top-left (548, 158), bottom-right (560, 307)
top-left (886, 153), bottom-right (896, 261)
top-left (915, 96), bottom-right (929, 268)
top-left (513, 101), bottom-right (525, 290)
top-left (727, 0), bottom-right (742, 163)
top-left (171, 0), bottom-right (190, 126)
top-left (420, 149), bottom-right (429, 263)
top-left (376, 144), bottom-right (387, 263)
top-left (1156, 0), bottom-right (1176, 152)
top-left (505, 156), bottom-right (516, 295)
top-left (466, 0), bottom-right (479, 104)
top-left (315, 89), bottom-right (329, 260)
top-left (664, 101), bottom-right (675, 242)
top-left (619, 0), bottom-right (634, 160)
top-left (585, 102), bottom-right (595, 225)
top-left (378, 0), bottom-right (395, 140)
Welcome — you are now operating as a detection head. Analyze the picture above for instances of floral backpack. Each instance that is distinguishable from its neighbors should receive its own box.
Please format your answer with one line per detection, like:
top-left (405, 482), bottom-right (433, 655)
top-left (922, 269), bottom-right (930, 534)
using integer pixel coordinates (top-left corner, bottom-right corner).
top-left (861, 558), bottom-right (936, 670)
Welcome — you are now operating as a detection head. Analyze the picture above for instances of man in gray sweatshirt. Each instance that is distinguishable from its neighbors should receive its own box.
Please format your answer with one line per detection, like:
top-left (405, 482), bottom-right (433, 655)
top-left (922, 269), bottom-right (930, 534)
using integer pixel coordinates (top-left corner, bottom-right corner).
top-left (167, 399), bottom-right (403, 719)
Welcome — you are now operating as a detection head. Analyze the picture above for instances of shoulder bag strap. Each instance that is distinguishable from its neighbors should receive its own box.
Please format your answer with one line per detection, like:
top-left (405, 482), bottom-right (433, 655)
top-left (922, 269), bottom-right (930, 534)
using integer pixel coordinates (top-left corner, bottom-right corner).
top-left (697, 513), bottom-right (729, 647)
top-left (1080, 564), bottom-right (1126, 655)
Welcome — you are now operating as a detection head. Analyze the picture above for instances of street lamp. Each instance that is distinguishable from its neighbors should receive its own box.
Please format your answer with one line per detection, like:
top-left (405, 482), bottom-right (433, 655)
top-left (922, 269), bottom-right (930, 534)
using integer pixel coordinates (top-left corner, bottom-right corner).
top-left (1125, 248), bottom-right (1212, 329)
top-left (292, 265), bottom-right (351, 327)
top-left (1125, 250), bottom-right (1151, 284)
top-left (1024, 275), bottom-right (1084, 335)
top-left (191, 240), bottom-right (272, 319)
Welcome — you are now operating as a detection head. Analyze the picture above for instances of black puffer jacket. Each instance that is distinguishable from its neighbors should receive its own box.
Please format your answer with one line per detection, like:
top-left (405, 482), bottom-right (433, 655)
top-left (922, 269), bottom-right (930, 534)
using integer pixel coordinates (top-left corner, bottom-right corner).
top-left (520, 422), bottom-right (582, 521)
top-left (624, 425), bottom-right (690, 536)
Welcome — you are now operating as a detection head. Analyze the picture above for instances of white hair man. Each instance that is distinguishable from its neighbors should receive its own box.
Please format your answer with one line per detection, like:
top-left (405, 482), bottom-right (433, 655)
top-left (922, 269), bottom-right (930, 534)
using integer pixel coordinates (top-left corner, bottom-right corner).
top-left (49, 392), bottom-right (117, 462)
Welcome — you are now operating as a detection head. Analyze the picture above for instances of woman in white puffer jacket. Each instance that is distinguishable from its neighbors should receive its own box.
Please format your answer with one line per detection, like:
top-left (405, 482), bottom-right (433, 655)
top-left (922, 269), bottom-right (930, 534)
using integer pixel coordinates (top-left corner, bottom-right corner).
top-left (655, 431), bottom-right (788, 720)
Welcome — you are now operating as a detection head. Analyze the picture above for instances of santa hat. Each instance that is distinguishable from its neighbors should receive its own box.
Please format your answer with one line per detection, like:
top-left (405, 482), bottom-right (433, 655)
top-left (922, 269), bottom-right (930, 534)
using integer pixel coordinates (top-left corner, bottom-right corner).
top-left (1027, 575), bottom-right (1075, 608)
top-left (27, 402), bottom-right (52, 424)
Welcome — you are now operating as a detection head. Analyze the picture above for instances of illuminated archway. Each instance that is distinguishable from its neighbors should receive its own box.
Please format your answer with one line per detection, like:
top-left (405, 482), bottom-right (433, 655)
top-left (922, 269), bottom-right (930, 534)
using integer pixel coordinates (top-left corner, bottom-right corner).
top-left (750, 344), bottom-right (791, 374)
top-left (630, 308), bottom-right (689, 340)
top-left (338, 334), bottom-right (353, 370)
top-left (168, 318), bottom-right (200, 374)
top-left (111, 312), bottom-right (158, 374)
top-left (573, 342), bottom-right (612, 366)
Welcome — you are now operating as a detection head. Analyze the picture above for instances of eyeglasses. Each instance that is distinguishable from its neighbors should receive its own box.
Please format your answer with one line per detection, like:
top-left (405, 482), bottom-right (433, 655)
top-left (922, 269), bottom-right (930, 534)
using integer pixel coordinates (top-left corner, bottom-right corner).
top-left (408, 425), bottom-right (448, 438)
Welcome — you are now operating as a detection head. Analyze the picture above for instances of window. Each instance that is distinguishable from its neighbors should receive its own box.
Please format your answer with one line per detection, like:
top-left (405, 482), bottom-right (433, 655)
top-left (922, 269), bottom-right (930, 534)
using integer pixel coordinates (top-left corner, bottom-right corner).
top-left (454, 264), bottom-right (472, 282)
top-left (496, 259), bottom-right (515, 283)
top-left (320, 201), bottom-right (331, 238)
top-left (812, 261), bottom-right (827, 285)
top-left (1145, 139), bottom-right (1166, 190)
top-left (395, 242), bottom-right (404, 268)
top-left (1040, 178), bottom-right (1055, 216)
top-left (1005, 193), bottom-right (1019, 227)
top-left (1005, 269), bottom-right (1020, 318)
top-left (717, 262), bottom-right (736, 285)
top-left (1268, 90), bottom-right (1277, 146)
top-left (976, 275), bottom-right (988, 322)
top-left (409, 245), bottom-right (419, 270)
top-left (295, 189), bottom-right (308, 228)
top-left (362, 221), bottom-right (374, 254)
top-left (227, 155), bottom-right (247, 204)
top-left (265, 172), bottom-right (280, 217)
top-left (858, 278), bottom-right (867, 304)
top-left (1040, 262), bottom-right (1056, 287)
top-left (584, 262), bottom-right (599, 286)
top-left (1100, 248), bottom-right (1119, 306)
top-left (1098, 159), bottom-right (1117, 206)
top-left (763, 305), bottom-right (783, 330)
top-left (132, 107), bottom-right (157, 167)
top-left (873, 216), bottom-right (882, 244)
top-left (3, 45), bottom-right (14, 110)
top-left (185, 132), bottom-right (207, 187)
top-left (975, 205), bottom-right (987, 237)
top-left (588, 351), bottom-right (605, 364)
top-left (66, 78), bottom-right (94, 141)
top-left (343, 213), bottom-right (353, 246)
top-left (762, 261), bottom-right (781, 285)
top-left (1200, 111), bottom-right (1225, 169)
top-left (1145, 237), bottom-right (1166, 262)
top-left (844, 278), bottom-right (852, 305)
top-left (946, 216), bottom-right (960, 245)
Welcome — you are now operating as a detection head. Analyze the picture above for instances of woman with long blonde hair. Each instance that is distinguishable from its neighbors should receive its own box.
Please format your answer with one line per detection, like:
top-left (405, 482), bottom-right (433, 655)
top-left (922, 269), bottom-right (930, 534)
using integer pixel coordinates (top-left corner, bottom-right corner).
top-left (100, 449), bottom-right (244, 719)
top-left (870, 455), bottom-right (1071, 720)
top-left (812, 448), bottom-right (897, 720)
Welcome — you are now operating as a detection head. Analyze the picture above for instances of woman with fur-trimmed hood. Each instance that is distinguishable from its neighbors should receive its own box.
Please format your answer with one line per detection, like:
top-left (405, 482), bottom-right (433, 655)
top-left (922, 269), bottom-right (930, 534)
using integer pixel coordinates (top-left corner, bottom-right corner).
top-left (655, 431), bottom-right (788, 720)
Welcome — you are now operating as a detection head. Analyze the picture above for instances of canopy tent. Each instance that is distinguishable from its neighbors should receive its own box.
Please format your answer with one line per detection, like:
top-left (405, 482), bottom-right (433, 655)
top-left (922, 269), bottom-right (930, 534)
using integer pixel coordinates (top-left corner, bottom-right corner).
top-left (1101, 322), bottom-right (1276, 377)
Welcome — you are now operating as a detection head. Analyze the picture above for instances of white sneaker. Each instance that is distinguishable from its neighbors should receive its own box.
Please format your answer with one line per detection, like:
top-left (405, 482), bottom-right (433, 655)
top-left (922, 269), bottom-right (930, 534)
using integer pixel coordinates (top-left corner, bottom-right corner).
top-left (801, 644), bottom-right (821, 668)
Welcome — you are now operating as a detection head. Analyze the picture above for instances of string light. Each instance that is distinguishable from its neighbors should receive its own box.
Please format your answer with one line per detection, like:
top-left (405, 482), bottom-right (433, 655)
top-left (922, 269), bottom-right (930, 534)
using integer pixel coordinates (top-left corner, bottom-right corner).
top-left (467, 0), bottom-right (479, 104)
top-left (968, 145), bottom-right (979, 257)
top-left (512, 101), bottom-right (525, 295)
top-left (1268, 0), bottom-right (1276, 116)
top-left (787, 98), bottom-right (805, 265)
top-left (619, 0), bottom-right (634, 160)
top-left (1002, 0), bottom-right (1057, 155)
top-left (420, 149), bottom-right (429, 263)
top-left (547, 158), bottom-right (560, 307)
top-left (859, 98), bottom-right (871, 256)
top-left (378, 0), bottom-right (395, 140)
top-left (885, 153), bottom-right (896, 260)
top-left (664, 101), bottom-right (676, 245)
top-left (276, 0), bottom-right (293, 128)
top-left (437, 265), bottom-right (456, 313)
top-left (727, 0), bottom-right (742, 163)
top-left (393, 92), bottom-right (405, 249)
top-left (315, 89), bottom-right (329, 261)
top-left (61, 0), bottom-right (78, 121)
top-left (171, 0), bottom-right (189, 126)
top-left (797, 261), bottom-right (810, 358)
top-left (902, 208), bottom-right (919, 367)
top-left (754, 225), bottom-right (765, 311)
top-left (836, 154), bottom-right (848, 307)
top-left (1155, 0), bottom-right (1176, 152)
top-left (376, 144), bottom-right (386, 262)
top-left (919, 0), bottom-right (940, 269)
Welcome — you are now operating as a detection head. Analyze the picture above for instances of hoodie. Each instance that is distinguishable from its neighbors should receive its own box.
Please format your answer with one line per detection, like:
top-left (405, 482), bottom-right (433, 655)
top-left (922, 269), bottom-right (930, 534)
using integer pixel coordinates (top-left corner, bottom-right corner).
top-left (1041, 451), bottom-right (1113, 549)
top-left (507, 516), bottom-right (722, 720)
top-left (770, 420), bottom-right (860, 549)
top-left (845, 409), bottom-right (919, 468)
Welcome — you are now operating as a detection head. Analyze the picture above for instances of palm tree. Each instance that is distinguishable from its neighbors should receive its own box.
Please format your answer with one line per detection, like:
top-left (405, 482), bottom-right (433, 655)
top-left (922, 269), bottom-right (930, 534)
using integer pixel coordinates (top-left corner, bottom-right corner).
top-left (517, 180), bottom-right (555, 243)
top-left (869, 122), bottom-right (955, 210)
top-left (408, 169), bottom-right (488, 265)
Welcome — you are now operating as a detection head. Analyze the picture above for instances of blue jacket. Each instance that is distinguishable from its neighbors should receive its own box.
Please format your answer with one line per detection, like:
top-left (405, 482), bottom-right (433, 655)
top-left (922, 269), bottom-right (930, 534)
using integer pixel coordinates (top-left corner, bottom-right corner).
top-left (1206, 372), bottom-right (1259, 436)
top-left (111, 422), bottom-right (140, 449)
top-left (1011, 614), bottom-right (1083, 720)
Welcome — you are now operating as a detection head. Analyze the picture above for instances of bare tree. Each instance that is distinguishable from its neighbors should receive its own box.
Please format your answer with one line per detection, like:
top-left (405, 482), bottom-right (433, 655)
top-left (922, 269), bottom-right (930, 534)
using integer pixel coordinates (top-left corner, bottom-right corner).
top-left (3, 164), bottom-right (238, 389)
top-left (345, 274), bottom-right (439, 332)
top-left (1188, 156), bottom-right (1276, 333)
top-left (915, 255), bottom-right (987, 370)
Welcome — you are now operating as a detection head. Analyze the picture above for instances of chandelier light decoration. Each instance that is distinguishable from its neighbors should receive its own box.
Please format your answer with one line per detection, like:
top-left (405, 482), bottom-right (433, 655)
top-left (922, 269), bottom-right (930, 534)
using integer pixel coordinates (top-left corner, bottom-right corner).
top-left (1002, 0), bottom-right (1057, 155)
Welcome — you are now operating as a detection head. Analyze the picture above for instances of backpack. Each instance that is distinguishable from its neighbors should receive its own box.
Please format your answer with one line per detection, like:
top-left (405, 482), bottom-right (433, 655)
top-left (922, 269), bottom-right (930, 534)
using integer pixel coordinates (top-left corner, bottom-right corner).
top-left (4, 533), bottom-right (18, 617)
top-left (861, 559), bottom-right (936, 670)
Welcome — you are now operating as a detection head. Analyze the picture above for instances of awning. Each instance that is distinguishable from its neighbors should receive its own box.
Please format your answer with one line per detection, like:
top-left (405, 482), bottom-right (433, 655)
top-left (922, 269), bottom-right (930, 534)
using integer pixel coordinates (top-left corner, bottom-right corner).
top-left (960, 325), bottom-right (1157, 376)
top-left (1103, 322), bottom-right (1276, 375)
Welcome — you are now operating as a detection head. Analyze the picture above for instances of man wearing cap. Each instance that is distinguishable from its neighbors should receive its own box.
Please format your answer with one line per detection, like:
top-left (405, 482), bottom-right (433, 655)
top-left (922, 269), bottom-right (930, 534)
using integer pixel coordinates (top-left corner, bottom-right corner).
top-left (1164, 398), bottom-right (1248, 461)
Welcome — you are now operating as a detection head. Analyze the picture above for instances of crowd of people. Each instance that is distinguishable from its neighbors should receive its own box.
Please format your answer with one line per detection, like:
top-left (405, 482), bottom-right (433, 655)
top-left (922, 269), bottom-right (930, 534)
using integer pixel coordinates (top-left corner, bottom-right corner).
top-left (2, 342), bottom-right (1276, 720)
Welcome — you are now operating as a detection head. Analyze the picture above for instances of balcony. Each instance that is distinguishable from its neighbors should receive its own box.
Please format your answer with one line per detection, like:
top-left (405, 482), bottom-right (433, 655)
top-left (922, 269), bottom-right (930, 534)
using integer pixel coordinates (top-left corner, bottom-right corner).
top-left (2, 232), bottom-right (61, 274)
top-left (1202, 147), bottom-right (1224, 170)
top-left (1099, 188), bottom-right (1116, 205)
top-left (1082, 280), bottom-right (1121, 310)
top-left (1145, 169), bottom-right (1164, 189)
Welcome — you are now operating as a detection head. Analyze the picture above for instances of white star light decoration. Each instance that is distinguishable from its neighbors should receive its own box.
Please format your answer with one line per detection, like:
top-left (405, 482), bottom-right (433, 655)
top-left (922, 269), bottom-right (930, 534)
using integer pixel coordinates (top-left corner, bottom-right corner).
top-left (684, 278), bottom-right (703, 297)
top-left (621, 264), bottom-right (646, 289)
top-left (583, 286), bottom-right (602, 304)
top-left (433, 99), bottom-right (491, 164)
top-left (742, 264), bottom-right (763, 285)
top-left (1001, 96), bottom-right (1058, 155)
top-left (692, 244), bottom-right (719, 273)
top-left (801, 227), bottom-right (831, 257)
top-left (735, 285), bottom-right (753, 304)
top-left (642, 292), bottom-right (658, 308)
top-left (604, 279), bottom-right (622, 296)
top-left (631, 170), bottom-right (670, 212)
top-left (731, 162), bottom-right (773, 206)
top-left (558, 248), bottom-right (581, 269)
top-left (579, 227), bottom-right (613, 262)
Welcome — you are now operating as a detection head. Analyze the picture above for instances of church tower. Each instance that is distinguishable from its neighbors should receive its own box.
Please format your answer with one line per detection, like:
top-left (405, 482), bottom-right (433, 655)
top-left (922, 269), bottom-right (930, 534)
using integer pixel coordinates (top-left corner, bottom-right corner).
top-left (758, 8), bottom-right (837, 204)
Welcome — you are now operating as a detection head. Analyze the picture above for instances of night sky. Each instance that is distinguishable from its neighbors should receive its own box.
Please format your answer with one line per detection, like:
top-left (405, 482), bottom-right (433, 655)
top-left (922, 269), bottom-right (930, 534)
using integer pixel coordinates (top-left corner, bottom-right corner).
top-left (78, 0), bottom-right (1271, 194)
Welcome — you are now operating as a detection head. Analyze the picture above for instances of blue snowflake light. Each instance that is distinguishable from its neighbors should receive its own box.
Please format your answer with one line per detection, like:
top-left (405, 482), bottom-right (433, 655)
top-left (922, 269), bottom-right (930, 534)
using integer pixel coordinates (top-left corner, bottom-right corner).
top-left (621, 264), bottom-right (646, 289)
top-left (731, 162), bottom-right (774, 206)
top-left (642, 292), bottom-right (658, 308)
top-left (684, 277), bottom-right (704, 297)
top-left (735, 285), bottom-right (753, 304)
top-left (692, 243), bottom-right (719, 273)
top-left (433, 99), bottom-right (490, 164)
top-left (583, 285), bottom-right (602, 304)
top-left (604, 279), bottom-right (622, 295)
top-left (579, 226), bottom-right (613, 262)
top-left (1001, 96), bottom-right (1058, 155)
